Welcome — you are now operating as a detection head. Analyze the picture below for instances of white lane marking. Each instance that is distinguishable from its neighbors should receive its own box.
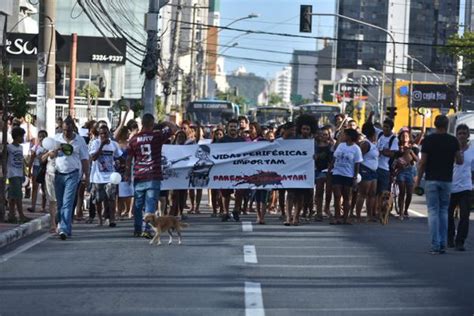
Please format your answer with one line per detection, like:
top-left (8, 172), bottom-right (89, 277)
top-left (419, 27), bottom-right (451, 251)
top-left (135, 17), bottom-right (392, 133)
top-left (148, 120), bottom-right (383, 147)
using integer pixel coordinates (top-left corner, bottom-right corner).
top-left (245, 281), bottom-right (265, 316)
top-left (0, 233), bottom-right (50, 264)
top-left (242, 221), bottom-right (253, 232)
top-left (244, 245), bottom-right (258, 264)
top-left (257, 264), bottom-right (373, 268)
top-left (260, 306), bottom-right (459, 312)
top-left (258, 254), bottom-right (374, 258)
top-left (256, 246), bottom-right (373, 249)
top-left (408, 208), bottom-right (427, 217)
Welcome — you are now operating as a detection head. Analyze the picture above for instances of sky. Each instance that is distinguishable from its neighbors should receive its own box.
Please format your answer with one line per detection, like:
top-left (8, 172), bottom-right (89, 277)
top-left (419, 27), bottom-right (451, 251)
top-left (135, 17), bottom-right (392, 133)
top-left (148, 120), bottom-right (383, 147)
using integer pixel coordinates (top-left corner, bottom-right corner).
top-left (219, 0), bottom-right (336, 79)
top-left (219, 0), bottom-right (467, 80)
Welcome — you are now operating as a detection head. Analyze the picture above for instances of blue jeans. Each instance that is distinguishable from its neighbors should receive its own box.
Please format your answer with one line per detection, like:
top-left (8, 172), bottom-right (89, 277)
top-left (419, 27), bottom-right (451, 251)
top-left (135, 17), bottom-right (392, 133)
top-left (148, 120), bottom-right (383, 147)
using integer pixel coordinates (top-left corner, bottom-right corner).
top-left (425, 181), bottom-right (452, 251)
top-left (133, 180), bottom-right (161, 233)
top-left (54, 170), bottom-right (80, 236)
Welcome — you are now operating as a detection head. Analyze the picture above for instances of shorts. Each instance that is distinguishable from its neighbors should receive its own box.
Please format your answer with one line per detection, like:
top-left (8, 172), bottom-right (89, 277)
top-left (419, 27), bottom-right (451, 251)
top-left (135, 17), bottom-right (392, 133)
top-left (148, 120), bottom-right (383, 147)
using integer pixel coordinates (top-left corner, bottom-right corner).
top-left (254, 190), bottom-right (268, 203)
top-left (45, 173), bottom-right (56, 202)
top-left (396, 167), bottom-right (414, 185)
top-left (8, 177), bottom-right (23, 199)
top-left (332, 175), bottom-right (354, 187)
top-left (118, 181), bottom-right (134, 197)
top-left (360, 165), bottom-right (377, 182)
top-left (314, 170), bottom-right (327, 182)
top-left (377, 168), bottom-right (391, 194)
top-left (32, 165), bottom-right (41, 178)
top-left (91, 183), bottom-right (117, 204)
top-left (220, 189), bottom-right (233, 197)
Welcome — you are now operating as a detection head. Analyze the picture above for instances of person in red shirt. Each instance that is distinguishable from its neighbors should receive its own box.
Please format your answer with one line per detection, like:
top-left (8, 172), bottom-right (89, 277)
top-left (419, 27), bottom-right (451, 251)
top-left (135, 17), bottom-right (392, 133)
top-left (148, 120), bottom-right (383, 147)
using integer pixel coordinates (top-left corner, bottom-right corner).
top-left (125, 114), bottom-right (175, 238)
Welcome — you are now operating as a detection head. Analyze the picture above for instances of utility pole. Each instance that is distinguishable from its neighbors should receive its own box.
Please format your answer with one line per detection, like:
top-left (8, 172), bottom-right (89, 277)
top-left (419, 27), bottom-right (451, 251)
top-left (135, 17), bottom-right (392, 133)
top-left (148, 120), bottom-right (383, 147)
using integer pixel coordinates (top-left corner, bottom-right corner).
top-left (164, 0), bottom-right (182, 114)
top-left (188, 3), bottom-right (197, 102)
top-left (142, 0), bottom-right (160, 117)
top-left (455, 56), bottom-right (462, 111)
top-left (0, 13), bottom-right (8, 222)
top-left (37, 0), bottom-right (56, 135)
top-left (68, 33), bottom-right (77, 118)
top-left (408, 57), bottom-right (413, 129)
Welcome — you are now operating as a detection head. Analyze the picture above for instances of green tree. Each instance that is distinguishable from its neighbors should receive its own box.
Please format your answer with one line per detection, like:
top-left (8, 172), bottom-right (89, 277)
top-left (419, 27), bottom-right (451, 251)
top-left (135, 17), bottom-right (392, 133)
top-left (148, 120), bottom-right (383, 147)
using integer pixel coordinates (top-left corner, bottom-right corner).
top-left (80, 83), bottom-right (100, 120)
top-left (155, 97), bottom-right (166, 121)
top-left (445, 32), bottom-right (474, 63)
top-left (0, 71), bottom-right (30, 118)
top-left (290, 94), bottom-right (311, 106)
top-left (268, 93), bottom-right (284, 106)
top-left (0, 71), bottom-right (30, 222)
top-left (215, 90), bottom-right (247, 105)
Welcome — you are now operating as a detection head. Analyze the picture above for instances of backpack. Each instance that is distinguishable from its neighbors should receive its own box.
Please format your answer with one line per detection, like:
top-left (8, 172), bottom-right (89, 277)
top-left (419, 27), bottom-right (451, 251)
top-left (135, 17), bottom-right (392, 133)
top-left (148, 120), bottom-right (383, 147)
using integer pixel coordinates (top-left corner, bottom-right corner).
top-left (378, 132), bottom-right (397, 174)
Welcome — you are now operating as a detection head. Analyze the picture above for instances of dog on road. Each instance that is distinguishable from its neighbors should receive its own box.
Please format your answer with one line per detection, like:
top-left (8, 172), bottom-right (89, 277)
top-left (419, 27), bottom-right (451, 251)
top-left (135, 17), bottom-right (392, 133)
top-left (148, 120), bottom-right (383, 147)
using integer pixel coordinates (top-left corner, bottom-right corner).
top-left (379, 191), bottom-right (393, 225)
top-left (143, 214), bottom-right (189, 245)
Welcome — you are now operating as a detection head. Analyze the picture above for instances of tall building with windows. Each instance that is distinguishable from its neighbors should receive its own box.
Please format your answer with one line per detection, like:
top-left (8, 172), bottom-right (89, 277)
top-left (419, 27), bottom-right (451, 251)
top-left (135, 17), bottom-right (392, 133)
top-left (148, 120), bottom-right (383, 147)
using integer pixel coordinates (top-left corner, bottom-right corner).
top-left (466, 0), bottom-right (474, 31)
top-left (336, 0), bottom-right (459, 74)
top-left (270, 67), bottom-right (292, 104)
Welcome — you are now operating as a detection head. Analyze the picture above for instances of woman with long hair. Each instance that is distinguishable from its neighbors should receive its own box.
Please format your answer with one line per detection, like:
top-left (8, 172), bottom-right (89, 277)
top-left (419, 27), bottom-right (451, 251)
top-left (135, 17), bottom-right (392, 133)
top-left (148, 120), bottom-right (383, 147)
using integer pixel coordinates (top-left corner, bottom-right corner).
top-left (355, 122), bottom-right (379, 222)
top-left (393, 128), bottom-right (419, 220)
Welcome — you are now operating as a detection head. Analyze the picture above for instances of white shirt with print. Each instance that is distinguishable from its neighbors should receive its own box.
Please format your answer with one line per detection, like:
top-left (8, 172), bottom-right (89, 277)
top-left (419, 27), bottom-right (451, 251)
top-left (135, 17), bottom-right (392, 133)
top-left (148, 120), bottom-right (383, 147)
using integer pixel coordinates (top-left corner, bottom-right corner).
top-left (54, 133), bottom-right (89, 174)
top-left (89, 139), bottom-right (122, 184)
top-left (452, 146), bottom-right (474, 193)
top-left (332, 142), bottom-right (363, 178)
top-left (7, 144), bottom-right (24, 178)
top-left (377, 134), bottom-right (399, 171)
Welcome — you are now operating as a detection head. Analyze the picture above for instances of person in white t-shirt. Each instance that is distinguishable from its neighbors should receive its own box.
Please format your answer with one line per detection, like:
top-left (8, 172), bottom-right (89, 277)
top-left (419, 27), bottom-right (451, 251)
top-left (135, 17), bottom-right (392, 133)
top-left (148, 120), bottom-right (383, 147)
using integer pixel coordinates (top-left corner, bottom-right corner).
top-left (6, 127), bottom-right (29, 223)
top-left (330, 128), bottom-right (363, 225)
top-left (376, 119), bottom-right (399, 195)
top-left (89, 125), bottom-right (122, 227)
top-left (447, 124), bottom-right (474, 251)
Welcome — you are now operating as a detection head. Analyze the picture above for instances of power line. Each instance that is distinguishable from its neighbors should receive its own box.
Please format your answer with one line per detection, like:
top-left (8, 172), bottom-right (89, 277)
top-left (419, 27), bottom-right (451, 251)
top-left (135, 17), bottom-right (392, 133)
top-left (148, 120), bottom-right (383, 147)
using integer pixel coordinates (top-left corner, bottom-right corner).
top-left (173, 20), bottom-right (474, 49)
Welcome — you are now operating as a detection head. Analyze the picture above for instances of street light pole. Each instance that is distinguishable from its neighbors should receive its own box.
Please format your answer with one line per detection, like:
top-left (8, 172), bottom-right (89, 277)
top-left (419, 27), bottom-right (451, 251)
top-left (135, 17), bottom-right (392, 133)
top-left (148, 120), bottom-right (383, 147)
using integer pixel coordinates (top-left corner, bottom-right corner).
top-left (312, 13), bottom-right (397, 118)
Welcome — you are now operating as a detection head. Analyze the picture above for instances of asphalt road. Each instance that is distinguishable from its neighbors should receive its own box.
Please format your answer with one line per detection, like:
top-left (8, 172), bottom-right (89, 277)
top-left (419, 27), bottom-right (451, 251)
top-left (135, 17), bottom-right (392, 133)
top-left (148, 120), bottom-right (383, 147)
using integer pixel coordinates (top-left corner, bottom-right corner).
top-left (1, 204), bottom-right (473, 315)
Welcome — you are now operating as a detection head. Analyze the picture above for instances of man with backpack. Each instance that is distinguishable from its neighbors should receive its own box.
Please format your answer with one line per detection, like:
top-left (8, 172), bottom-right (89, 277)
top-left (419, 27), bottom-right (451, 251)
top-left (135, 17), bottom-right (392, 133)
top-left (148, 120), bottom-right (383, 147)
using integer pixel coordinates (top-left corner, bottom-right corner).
top-left (376, 118), bottom-right (398, 197)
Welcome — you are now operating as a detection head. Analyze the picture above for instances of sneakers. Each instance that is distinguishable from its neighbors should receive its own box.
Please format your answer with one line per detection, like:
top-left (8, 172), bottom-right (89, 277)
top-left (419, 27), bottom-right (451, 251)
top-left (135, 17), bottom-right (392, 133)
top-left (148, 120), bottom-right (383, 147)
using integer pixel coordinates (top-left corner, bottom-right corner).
top-left (141, 231), bottom-right (153, 239)
top-left (133, 231), bottom-right (142, 237)
top-left (59, 232), bottom-right (67, 241)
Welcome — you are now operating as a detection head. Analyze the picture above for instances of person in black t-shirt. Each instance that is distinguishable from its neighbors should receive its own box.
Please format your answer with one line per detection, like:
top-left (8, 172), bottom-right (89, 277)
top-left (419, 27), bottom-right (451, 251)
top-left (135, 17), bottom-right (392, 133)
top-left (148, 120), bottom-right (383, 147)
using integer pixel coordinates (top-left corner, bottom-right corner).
top-left (218, 119), bottom-right (245, 222)
top-left (416, 115), bottom-right (463, 254)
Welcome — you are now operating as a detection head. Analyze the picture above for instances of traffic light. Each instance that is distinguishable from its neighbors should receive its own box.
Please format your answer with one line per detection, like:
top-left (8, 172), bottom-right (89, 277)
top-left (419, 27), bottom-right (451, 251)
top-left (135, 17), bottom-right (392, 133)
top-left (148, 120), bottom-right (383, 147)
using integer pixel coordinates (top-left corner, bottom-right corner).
top-left (299, 5), bottom-right (313, 33)
top-left (386, 106), bottom-right (397, 118)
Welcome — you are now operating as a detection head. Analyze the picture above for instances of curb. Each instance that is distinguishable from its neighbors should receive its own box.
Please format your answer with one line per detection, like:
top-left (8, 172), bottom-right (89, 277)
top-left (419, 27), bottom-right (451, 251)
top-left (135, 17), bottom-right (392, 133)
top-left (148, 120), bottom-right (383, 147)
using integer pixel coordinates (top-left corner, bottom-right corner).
top-left (0, 214), bottom-right (51, 248)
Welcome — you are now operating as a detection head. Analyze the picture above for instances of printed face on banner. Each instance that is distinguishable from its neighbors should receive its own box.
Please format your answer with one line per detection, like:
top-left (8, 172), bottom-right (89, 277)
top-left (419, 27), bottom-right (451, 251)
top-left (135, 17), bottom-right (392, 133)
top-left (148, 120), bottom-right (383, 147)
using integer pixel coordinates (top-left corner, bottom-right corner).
top-left (161, 139), bottom-right (315, 190)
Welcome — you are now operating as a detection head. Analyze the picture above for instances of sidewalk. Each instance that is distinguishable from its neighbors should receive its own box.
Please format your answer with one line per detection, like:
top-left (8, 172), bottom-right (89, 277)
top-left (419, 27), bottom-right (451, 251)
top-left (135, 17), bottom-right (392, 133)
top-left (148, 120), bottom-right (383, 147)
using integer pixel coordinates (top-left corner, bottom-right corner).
top-left (0, 199), bottom-right (51, 248)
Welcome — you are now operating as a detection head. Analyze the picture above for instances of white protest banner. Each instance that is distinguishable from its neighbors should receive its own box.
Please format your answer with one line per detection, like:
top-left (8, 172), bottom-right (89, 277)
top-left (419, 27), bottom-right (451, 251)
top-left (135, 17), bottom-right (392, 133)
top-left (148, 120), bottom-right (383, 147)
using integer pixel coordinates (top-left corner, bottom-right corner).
top-left (161, 139), bottom-right (314, 190)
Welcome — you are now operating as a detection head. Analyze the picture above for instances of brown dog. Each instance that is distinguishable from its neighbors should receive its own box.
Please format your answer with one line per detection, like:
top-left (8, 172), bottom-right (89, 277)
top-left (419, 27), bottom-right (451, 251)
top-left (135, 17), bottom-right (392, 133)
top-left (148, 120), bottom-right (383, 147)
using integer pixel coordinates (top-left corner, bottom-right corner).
top-left (143, 214), bottom-right (189, 246)
top-left (379, 191), bottom-right (393, 225)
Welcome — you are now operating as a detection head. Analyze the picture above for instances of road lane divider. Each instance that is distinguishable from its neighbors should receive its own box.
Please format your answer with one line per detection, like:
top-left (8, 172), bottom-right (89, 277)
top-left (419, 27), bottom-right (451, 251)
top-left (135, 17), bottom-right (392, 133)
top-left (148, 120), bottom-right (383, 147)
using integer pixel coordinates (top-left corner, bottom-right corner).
top-left (242, 221), bottom-right (253, 232)
top-left (245, 281), bottom-right (265, 316)
top-left (244, 245), bottom-right (258, 263)
top-left (408, 209), bottom-right (427, 217)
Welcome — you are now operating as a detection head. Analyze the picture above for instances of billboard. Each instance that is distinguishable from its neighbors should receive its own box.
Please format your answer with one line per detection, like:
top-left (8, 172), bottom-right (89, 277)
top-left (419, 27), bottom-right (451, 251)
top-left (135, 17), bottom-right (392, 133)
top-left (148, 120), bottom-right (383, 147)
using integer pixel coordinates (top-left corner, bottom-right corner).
top-left (411, 84), bottom-right (456, 108)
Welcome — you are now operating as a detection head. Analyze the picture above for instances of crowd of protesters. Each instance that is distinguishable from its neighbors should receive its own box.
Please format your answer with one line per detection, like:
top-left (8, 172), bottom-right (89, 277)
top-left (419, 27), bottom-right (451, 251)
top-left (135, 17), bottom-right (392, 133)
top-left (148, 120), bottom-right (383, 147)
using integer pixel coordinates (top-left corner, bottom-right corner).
top-left (3, 111), bottom-right (471, 254)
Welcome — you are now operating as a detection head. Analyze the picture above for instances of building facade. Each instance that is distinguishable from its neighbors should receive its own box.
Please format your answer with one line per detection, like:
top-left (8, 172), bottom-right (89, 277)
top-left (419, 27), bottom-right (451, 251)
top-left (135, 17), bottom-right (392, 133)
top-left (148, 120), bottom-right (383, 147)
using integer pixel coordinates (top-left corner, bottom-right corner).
top-left (291, 45), bottom-right (333, 103)
top-left (336, 0), bottom-right (459, 74)
top-left (270, 66), bottom-right (292, 104)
